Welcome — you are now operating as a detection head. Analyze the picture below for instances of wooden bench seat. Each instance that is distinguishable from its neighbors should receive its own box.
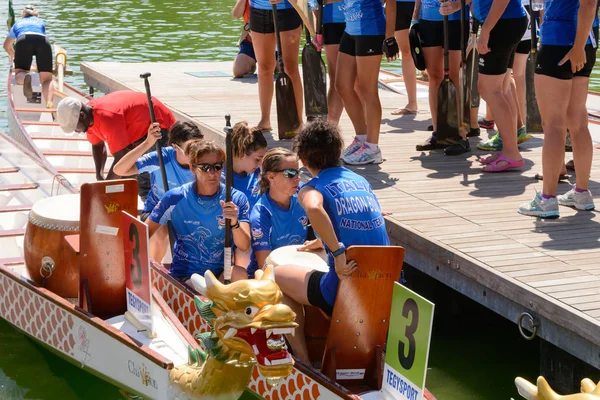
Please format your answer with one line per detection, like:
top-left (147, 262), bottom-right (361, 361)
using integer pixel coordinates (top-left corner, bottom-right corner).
top-left (0, 228), bottom-right (26, 238)
top-left (43, 150), bottom-right (92, 157)
top-left (31, 134), bottom-right (87, 141)
top-left (0, 183), bottom-right (39, 192)
top-left (0, 167), bottom-right (19, 174)
top-left (0, 204), bottom-right (32, 213)
top-left (15, 107), bottom-right (57, 113)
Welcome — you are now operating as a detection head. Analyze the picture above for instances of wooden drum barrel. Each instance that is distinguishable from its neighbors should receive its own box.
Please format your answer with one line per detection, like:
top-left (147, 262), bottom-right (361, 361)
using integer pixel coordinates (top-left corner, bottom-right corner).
top-left (24, 194), bottom-right (80, 298)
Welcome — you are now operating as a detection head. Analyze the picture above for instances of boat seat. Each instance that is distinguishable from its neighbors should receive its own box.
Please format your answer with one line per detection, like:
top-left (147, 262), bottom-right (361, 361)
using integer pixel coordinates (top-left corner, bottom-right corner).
top-left (321, 246), bottom-right (404, 393)
top-left (31, 135), bottom-right (87, 141)
top-left (0, 204), bottom-right (32, 213)
top-left (15, 107), bottom-right (57, 113)
top-left (21, 120), bottom-right (61, 127)
top-left (0, 257), bottom-right (25, 266)
top-left (0, 228), bottom-right (26, 238)
top-left (42, 150), bottom-right (93, 157)
top-left (0, 167), bottom-right (19, 174)
top-left (0, 183), bottom-right (39, 192)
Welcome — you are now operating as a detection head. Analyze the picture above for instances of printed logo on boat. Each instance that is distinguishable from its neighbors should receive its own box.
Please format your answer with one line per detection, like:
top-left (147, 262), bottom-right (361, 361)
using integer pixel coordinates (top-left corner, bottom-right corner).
top-left (104, 201), bottom-right (121, 214)
top-left (252, 227), bottom-right (263, 239)
top-left (128, 360), bottom-right (158, 390)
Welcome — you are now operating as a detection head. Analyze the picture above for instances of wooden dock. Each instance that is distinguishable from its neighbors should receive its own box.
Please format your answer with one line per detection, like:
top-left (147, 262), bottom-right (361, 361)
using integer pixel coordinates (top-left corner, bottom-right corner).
top-left (81, 61), bottom-right (600, 370)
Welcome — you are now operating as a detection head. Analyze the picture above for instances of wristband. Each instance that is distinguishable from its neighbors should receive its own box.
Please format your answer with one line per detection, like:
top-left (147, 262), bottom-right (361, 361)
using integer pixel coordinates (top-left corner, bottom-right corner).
top-left (330, 242), bottom-right (346, 257)
top-left (231, 220), bottom-right (240, 230)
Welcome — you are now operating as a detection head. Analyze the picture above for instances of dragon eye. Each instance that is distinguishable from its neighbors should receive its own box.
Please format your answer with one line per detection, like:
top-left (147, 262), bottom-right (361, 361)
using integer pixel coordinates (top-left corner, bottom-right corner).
top-left (245, 306), bottom-right (259, 317)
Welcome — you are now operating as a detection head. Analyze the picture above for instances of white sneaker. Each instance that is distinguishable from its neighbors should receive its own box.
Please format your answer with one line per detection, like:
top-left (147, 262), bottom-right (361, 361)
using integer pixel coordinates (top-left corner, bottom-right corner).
top-left (342, 137), bottom-right (363, 158)
top-left (518, 192), bottom-right (560, 218)
top-left (342, 143), bottom-right (383, 165)
top-left (557, 188), bottom-right (595, 211)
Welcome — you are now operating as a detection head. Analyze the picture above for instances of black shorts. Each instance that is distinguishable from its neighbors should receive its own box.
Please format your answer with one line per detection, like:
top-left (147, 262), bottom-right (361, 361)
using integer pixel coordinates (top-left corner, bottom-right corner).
top-left (418, 19), bottom-right (469, 51)
top-left (395, 2), bottom-right (416, 31)
top-left (323, 22), bottom-right (346, 45)
top-left (339, 32), bottom-right (384, 57)
top-left (478, 17), bottom-right (527, 75)
top-left (249, 7), bottom-right (302, 34)
top-left (515, 39), bottom-right (531, 55)
top-left (306, 270), bottom-right (334, 315)
top-left (14, 34), bottom-right (53, 73)
top-left (535, 44), bottom-right (597, 80)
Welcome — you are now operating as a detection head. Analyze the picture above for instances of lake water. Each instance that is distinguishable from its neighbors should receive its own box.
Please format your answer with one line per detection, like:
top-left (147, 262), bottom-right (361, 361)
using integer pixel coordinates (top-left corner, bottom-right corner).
top-left (0, 0), bottom-right (588, 398)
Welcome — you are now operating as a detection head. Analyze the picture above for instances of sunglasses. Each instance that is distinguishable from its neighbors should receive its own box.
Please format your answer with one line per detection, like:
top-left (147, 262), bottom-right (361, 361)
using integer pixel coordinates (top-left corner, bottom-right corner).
top-left (194, 163), bottom-right (224, 173)
top-left (274, 168), bottom-right (300, 179)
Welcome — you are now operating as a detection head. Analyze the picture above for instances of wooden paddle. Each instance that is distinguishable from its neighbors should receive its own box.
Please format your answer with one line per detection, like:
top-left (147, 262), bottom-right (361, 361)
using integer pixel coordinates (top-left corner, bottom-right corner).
top-left (223, 115), bottom-right (234, 284)
top-left (302, 1), bottom-right (327, 120)
top-left (468, 20), bottom-right (480, 110)
top-left (273, 4), bottom-right (301, 139)
top-left (526, 10), bottom-right (543, 133)
top-left (458, 0), bottom-right (468, 128)
top-left (435, 15), bottom-right (459, 140)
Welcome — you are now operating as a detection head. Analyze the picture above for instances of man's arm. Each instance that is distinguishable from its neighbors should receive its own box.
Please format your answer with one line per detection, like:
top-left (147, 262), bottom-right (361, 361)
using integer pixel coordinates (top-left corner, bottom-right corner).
top-left (106, 148), bottom-right (127, 181)
top-left (91, 142), bottom-right (107, 181)
top-left (298, 187), bottom-right (339, 252)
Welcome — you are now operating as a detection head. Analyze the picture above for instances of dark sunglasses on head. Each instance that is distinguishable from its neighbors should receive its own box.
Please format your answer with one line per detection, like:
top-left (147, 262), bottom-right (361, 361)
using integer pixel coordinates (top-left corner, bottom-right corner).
top-left (194, 163), bottom-right (224, 173)
top-left (274, 168), bottom-right (300, 179)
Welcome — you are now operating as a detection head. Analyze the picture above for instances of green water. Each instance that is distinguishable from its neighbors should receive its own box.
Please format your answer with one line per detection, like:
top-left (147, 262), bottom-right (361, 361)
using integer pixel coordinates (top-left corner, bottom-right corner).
top-left (0, 0), bottom-right (585, 398)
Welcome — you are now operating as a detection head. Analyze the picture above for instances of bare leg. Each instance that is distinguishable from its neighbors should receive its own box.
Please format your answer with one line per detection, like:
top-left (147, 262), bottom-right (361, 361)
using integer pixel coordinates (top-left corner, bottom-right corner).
top-left (335, 52), bottom-right (366, 135)
top-left (14, 68), bottom-right (28, 85)
top-left (39, 71), bottom-right (54, 107)
top-left (567, 77), bottom-right (593, 191)
top-left (422, 47), bottom-right (444, 131)
top-left (252, 32), bottom-right (277, 130)
top-left (324, 44), bottom-right (344, 124)
top-left (395, 29), bottom-right (418, 112)
top-left (281, 27), bottom-right (304, 122)
top-left (356, 55), bottom-right (385, 145)
top-left (506, 71), bottom-right (522, 129)
top-left (512, 53), bottom-right (528, 128)
top-left (233, 53), bottom-right (256, 78)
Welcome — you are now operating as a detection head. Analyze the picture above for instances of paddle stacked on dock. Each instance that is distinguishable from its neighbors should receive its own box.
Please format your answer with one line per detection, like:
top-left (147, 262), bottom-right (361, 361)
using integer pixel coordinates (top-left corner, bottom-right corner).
top-left (302, 0), bottom-right (327, 120)
top-left (468, 20), bottom-right (480, 110)
top-left (458, 0), bottom-right (468, 129)
top-left (436, 14), bottom-right (459, 140)
top-left (273, 4), bottom-right (300, 139)
top-left (223, 115), bottom-right (234, 284)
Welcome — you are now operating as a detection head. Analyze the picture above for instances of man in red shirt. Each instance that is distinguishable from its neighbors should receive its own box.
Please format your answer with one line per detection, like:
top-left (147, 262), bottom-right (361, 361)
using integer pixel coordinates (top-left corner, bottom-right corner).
top-left (56, 91), bottom-right (176, 196)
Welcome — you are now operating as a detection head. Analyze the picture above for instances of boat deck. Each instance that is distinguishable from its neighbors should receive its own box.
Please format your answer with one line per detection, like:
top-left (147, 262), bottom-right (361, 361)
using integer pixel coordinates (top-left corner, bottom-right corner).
top-left (81, 61), bottom-right (600, 369)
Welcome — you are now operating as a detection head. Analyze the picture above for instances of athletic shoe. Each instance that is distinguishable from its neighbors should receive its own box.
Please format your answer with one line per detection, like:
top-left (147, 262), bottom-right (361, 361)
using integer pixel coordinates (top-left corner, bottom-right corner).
top-left (477, 133), bottom-right (503, 151)
top-left (467, 127), bottom-right (481, 137)
top-left (342, 137), bottom-right (363, 158)
top-left (517, 126), bottom-right (532, 144)
top-left (565, 130), bottom-right (573, 152)
top-left (416, 134), bottom-right (458, 151)
top-left (557, 188), bottom-right (595, 211)
top-left (343, 143), bottom-right (383, 165)
top-left (23, 73), bottom-right (33, 99)
top-left (518, 193), bottom-right (560, 218)
top-left (478, 118), bottom-right (495, 129)
top-left (444, 138), bottom-right (471, 156)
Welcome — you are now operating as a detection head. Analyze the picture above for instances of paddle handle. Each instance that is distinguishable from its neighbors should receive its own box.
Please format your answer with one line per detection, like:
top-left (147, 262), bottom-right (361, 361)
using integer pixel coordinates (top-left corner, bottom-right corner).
top-left (460, 0), bottom-right (467, 65)
top-left (530, 10), bottom-right (538, 54)
top-left (272, 4), bottom-right (285, 72)
top-left (442, 15), bottom-right (450, 75)
top-left (317, 0), bottom-right (324, 35)
top-left (223, 114), bottom-right (234, 284)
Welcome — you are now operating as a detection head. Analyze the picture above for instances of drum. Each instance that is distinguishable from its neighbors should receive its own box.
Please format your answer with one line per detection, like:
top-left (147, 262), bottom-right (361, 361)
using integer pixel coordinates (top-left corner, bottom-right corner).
top-left (24, 194), bottom-right (80, 298)
top-left (265, 245), bottom-right (329, 272)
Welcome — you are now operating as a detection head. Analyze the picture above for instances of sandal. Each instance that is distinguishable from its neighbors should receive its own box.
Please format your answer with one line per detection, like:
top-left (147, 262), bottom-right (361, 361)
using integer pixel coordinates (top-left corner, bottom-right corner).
top-left (565, 160), bottom-right (575, 171)
top-left (534, 173), bottom-right (569, 182)
top-left (391, 107), bottom-right (417, 116)
top-left (479, 152), bottom-right (501, 165)
top-left (482, 155), bottom-right (525, 173)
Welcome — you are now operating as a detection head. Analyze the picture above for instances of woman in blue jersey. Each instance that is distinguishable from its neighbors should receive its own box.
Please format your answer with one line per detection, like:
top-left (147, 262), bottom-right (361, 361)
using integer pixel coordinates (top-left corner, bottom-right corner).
top-left (320, 2), bottom-right (347, 124)
top-left (518, 0), bottom-right (597, 217)
top-left (392, 0), bottom-right (419, 116)
top-left (250, 0), bottom-right (303, 130)
top-left (338, 0), bottom-right (399, 165)
top-left (148, 140), bottom-right (251, 282)
top-left (472, 0), bottom-right (528, 171)
top-left (248, 148), bottom-right (317, 278)
top-left (274, 120), bottom-right (390, 363)
top-left (413, 0), bottom-right (471, 155)
top-left (3, 6), bottom-right (54, 106)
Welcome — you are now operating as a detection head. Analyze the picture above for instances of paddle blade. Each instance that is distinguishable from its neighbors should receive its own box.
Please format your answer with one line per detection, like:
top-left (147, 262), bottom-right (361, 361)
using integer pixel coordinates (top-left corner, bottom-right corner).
top-left (275, 71), bottom-right (301, 139)
top-left (526, 52), bottom-right (543, 132)
top-left (302, 43), bottom-right (328, 119)
top-left (467, 47), bottom-right (480, 108)
top-left (459, 66), bottom-right (468, 127)
top-left (435, 78), bottom-right (459, 139)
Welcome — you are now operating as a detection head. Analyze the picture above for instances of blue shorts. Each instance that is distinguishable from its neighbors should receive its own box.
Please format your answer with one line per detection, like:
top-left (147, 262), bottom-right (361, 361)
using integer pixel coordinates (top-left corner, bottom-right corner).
top-left (239, 38), bottom-right (256, 61)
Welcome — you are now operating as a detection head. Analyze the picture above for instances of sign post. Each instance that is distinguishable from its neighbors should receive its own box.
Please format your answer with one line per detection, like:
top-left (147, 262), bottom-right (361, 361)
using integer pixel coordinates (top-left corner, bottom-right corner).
top-left (121, 211), bottom-right (154, 337)
top-left (382, 282), bottom-right (435, 400)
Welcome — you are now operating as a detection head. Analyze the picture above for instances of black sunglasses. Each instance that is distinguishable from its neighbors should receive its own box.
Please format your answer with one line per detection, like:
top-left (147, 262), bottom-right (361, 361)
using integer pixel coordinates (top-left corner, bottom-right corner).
top-left (274, 168), bottom-right (300, 178)
top-left (194, 163), bottom-right (224, 173)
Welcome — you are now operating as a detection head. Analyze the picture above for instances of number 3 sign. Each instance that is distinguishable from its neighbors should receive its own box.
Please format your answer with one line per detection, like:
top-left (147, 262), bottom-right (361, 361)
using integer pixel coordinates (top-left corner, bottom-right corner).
top-left (382, 283), bottom-right (435, 400)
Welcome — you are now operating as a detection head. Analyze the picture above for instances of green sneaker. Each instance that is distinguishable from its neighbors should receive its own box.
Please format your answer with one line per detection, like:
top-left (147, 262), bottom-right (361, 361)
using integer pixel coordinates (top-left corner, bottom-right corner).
top-left (517, 126), bottom-right (532, 144)
top-left (477, 133), bottom-right (502, 151)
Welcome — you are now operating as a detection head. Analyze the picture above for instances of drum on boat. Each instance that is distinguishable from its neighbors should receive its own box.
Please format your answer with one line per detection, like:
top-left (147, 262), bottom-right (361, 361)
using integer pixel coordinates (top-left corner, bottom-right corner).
top-left (265, 245), bottom-right (329, 272)
top-left (24, 194), bottom-right (80, 298)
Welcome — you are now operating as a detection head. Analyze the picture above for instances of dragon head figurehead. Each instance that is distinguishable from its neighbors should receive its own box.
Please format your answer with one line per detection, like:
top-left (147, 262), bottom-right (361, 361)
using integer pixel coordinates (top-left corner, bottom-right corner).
top-left (515, 376), bottom-right (600, 399)
top-left (191, 266), bottom-right (297, 384)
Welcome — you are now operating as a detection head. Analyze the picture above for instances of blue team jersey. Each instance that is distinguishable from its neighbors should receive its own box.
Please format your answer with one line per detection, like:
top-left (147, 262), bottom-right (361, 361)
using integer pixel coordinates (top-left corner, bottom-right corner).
top-left (420, 1), bottom-right (469, 22)
top-left (540, 0), bottom-right (596, 46)
top-left (135, 147), bottom-right (194, 213)
top-left (220, 167), bottom-right (262, 210)
top-left (7, 16), bottom-right (46, 39)
top-left (250, 0), bottom-right (293, 10)
top-left (342, 0), bottom-right (387, 36)
top-left (323, 2), bottom-right (346, 23)
top-left (306, 167), bottom-right (390, 306)
top-left (149, 182), bottom-right (250, 278)
top-left (472, 0), bottom-right (526, 22)
top-left (248, 193), bottom-right (309, 277)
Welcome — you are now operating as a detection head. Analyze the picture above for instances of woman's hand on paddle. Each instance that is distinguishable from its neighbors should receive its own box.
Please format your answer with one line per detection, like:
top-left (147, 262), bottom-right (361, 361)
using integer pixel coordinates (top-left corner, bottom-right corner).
top-left (313, 34), bottom-right (324, 52)
top-left (145, 122), bottom-right (162, 146)
top-left (334, 253), bottom-right (357, 280)
top-left (439, 0), bottom-right (459, 15)
top-left (297, 239), bottom-right (324, 251)
top-left (559, 46), bottom-right (587, 73)
top-left (383, 37), bottom-right (399, 62)
top-left (477, 27), bottom-right (491, 55)
top-left (220, 200), bottom-right (239, 225)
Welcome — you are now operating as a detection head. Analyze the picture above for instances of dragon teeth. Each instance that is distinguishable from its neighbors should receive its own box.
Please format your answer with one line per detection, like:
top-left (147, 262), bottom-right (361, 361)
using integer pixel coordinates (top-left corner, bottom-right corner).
top-left (264, 358), bottom-right (271, 366)
top-left (272, 328), bottom-right (294, 335)
top-left (266, 329), bottom-right (272, 338)
top-left (270, 356), bottom-right (293, 366)
top-left (251, 328), bottom-right (257, 335)
top-left (224, 328), bottom-right (238, 339)
top-left (252, 345), bottom-right (260, 355)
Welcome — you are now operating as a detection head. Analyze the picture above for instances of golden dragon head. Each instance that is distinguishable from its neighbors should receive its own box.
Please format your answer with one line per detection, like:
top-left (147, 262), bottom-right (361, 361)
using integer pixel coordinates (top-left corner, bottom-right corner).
top-left (190, 266), bottom-right (297, 384)
top-left (515, 376), bottom-right (600, 399)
